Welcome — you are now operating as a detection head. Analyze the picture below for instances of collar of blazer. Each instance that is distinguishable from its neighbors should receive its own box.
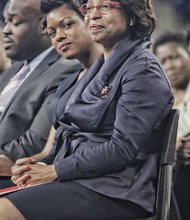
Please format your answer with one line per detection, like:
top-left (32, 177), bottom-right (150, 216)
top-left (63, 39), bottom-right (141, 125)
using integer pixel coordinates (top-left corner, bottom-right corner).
top-left (0, 49), bottom-right (61, 121)
top-left (27, 49), bottom-right (60, 80)
top-left (0, 49), bottom-right (60, 93)
top-left (61, 37), bottom-right (151, 131)
top-left (0, 62), bottom-right (24, 94)
top-left (50, 69), bottom-right (82, 126)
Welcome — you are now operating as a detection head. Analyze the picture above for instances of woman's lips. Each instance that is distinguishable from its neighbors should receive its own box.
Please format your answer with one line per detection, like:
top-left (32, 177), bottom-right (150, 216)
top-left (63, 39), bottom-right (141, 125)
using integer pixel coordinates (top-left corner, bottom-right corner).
top-left (59, 42), bottom-right (71, 52)
top-left (90, 24), bottom-right (104, 32)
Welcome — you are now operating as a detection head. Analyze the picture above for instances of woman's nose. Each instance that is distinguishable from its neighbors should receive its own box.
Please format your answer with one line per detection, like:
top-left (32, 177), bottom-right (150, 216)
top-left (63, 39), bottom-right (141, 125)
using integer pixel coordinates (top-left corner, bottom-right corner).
top-left (89, 6), bottom-right (102, 19)
top-left (56, 29), bottom-right (67, 42)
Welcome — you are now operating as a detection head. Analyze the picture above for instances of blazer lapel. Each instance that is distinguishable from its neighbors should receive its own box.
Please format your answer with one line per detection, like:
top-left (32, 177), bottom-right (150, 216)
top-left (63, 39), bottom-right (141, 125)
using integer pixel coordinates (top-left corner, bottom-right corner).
top-left (65, 55), bottom-right (105, 111)
top-left (62, 37), bottom-right (150, 130)
top-left (0, 62), bottom-right (23, 93)
top-left (51, 70), bottom-right (82, 125)
top-left (1, 49), bottom-right (60, 118)
top-left (11, 49), bottom-right (60, 98)
top-left (21, 49), bottom-right (60, 84)
top-left (65, 37), bottom-right (144, 111)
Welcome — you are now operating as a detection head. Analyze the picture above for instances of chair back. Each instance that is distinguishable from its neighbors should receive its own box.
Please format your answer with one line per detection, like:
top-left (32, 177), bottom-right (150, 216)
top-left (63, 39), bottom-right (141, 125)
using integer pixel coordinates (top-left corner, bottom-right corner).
top-left (131, 109), bottom-right (180, 220)
top-left (154, 109), bottom-right (179, 220)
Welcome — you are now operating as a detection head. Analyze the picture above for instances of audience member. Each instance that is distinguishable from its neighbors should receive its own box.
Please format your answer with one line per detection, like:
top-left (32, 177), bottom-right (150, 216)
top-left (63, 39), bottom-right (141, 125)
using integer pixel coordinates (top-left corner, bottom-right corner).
top-left (173, 84), bottom-right (190, 220)
top-left (153, 31), bottom-right (190, 220)
top-left (0, 0), bottom-right (80, 187)
top-left (27, 0), bottom-right (103, 162)
top-left (173, 28), bottom-right (190, 220)
top-left (0, 0), bottom-right (173, 219)
top-left (153, 31), bottom-right (190, 109)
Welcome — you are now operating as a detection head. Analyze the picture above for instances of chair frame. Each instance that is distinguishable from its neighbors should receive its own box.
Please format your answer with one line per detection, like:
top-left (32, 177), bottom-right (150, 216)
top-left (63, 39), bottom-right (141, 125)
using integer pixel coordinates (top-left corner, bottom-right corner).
top-left (154, 109), bottom-right (179, 220)
top-left (131, 109), bottom-right (180, 220)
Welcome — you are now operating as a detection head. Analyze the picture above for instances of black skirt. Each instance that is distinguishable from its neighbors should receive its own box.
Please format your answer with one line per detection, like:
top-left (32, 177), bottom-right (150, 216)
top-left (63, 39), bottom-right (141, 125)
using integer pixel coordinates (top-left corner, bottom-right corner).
top-left (5, 181), bottom-right (150, 220)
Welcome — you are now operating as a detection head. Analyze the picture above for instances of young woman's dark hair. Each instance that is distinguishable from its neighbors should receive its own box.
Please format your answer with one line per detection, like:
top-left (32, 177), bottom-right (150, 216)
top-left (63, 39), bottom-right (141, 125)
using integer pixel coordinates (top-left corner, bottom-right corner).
top-left (117, 0), bottom-right (156, 39)
top-left (40, 0), bottom-right (87, 18)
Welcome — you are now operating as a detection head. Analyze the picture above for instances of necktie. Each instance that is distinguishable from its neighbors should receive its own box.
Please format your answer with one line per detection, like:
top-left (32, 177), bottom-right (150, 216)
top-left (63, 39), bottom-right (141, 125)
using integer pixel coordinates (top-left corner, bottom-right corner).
top-left (0, 62), bottom-right (30, 114)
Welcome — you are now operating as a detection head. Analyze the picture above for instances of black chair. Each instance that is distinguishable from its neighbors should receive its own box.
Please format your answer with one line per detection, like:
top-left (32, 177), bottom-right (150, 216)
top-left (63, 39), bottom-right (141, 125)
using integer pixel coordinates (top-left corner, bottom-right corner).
top-left (132, 109), bottom-right (180, 220)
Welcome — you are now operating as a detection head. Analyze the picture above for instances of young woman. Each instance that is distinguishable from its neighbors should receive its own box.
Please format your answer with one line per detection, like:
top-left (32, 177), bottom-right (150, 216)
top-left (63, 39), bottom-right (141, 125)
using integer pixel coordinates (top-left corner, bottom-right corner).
top-left (43, 0), bottom-right (102, 128)
top-left (0, 1), bottom-right (173, 219)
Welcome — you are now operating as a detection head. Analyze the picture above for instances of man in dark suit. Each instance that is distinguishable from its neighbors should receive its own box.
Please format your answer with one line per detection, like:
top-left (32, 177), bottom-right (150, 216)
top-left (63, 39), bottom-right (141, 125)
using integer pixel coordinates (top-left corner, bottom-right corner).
top-left (0, 0), bottom-right (80, 180)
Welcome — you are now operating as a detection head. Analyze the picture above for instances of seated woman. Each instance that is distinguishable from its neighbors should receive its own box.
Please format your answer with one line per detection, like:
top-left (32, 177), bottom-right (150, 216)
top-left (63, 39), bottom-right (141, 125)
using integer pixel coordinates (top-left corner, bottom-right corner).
top-left (28, 0), bottom-right (102, 162)
top-left (0, 0), bottom-right (173, 219)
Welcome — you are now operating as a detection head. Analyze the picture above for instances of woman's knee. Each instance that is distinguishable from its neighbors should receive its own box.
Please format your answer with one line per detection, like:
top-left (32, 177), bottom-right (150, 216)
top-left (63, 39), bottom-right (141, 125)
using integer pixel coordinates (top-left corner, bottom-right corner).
top-left (0, 198), bottom-right (25, 220)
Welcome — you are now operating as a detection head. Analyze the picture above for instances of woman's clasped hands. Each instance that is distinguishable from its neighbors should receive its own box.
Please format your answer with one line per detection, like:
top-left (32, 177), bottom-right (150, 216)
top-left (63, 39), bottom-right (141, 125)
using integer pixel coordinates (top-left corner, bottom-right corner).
top-left (11, 157), bottom-right (58, 187)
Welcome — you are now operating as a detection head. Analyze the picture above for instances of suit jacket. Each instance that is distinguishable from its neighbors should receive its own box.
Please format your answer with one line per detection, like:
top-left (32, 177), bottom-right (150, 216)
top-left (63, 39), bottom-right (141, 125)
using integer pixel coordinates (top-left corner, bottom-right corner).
top-left (0, 49), bottom-right (81, 161)
top-left (49, 70), bottom-right (81, 127)
top-left (43, 37), bottom-right (173, 213)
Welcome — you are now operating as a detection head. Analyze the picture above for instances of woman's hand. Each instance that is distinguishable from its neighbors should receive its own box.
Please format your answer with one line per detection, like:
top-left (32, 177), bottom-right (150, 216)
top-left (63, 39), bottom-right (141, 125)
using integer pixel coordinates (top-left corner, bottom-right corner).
top-left (176, 135), bottom-right (190, 165)
top-left (11, 157), bottom-right (57, 187)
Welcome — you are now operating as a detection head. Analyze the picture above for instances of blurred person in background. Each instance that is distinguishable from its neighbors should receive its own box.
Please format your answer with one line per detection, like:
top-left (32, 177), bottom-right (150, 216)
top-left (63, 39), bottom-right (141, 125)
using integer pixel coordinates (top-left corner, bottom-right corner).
top-left (153, 31), bottom-right (190, 220)
top-left (172, 29), bottom-right (190, 220)
top-left (153, 31), bottom-right (190, 109)
top-left (173, 74), bottom-right (190, 220)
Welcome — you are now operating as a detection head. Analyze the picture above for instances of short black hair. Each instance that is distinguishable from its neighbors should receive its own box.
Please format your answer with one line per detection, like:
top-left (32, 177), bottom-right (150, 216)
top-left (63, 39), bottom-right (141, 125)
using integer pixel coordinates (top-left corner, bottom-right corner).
top-left (152, 31), bottom-right (188, 55)
top-left (40, 0), bottom-right (87, 18)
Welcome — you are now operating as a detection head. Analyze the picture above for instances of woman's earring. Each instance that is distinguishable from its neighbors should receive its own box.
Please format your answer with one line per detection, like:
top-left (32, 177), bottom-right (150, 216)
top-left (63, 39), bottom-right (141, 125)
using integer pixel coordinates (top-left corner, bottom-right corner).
top-left (130, 19), bottom-right (134, 26)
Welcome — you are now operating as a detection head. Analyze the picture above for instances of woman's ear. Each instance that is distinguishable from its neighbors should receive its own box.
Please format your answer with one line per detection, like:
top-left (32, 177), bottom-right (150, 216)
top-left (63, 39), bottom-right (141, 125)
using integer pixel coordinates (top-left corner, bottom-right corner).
top-left (129, 16), bottom-right (135, 27)
top-left (40, 16), bottom-right (48, 35)
top-left (130, 19), bottom-right (134, 26)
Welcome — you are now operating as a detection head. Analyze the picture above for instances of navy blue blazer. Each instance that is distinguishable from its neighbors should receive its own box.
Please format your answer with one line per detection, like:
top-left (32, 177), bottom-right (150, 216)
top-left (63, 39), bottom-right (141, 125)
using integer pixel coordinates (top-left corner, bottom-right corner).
top-left (49, 70), bottom-right (82, 128)
top-left (43, 37), bottom-right (173, 213)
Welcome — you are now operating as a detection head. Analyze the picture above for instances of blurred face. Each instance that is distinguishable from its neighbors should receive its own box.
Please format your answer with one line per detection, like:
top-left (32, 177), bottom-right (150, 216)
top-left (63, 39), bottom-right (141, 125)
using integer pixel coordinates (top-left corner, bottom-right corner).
top-left (84, 0), bottom-right (128, 50)
top-left (3, 0), bottom-right (43, 61)
top-left (46, 5), bottom-right (93, 60)
top-left (156, 42), bottom-right (190, 89)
